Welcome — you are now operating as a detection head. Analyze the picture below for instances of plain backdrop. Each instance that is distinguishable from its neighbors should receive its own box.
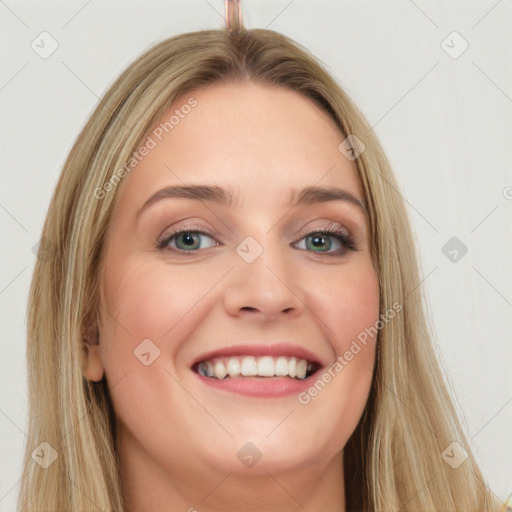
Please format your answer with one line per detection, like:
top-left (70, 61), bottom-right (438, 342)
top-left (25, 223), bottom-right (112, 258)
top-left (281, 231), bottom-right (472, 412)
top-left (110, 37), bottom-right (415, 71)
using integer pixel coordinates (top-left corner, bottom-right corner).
top-left (1, 0), bottom-right (511, 510)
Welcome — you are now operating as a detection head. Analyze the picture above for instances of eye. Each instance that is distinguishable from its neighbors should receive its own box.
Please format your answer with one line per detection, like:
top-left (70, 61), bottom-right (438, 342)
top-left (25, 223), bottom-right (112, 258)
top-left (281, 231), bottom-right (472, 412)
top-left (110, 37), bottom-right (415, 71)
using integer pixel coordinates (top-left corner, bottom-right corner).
top-left (294, 227), bottom-right (356, 256)
top-left (155, 225), bottom-right (356, 256)
top-left (156, 229), bottom-right (218, 252)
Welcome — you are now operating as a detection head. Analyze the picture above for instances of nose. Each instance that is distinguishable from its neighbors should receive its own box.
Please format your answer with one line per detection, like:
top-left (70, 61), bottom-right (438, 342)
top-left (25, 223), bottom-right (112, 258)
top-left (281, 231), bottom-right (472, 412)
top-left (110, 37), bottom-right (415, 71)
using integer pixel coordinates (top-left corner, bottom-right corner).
top-left (222, 238), bottom-right (305, 322)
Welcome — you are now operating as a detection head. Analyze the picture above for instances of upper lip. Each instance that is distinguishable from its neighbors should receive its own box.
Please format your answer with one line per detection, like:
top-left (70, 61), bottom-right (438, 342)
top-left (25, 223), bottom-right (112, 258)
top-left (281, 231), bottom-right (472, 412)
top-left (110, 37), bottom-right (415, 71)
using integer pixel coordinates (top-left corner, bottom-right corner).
top-left (191, 342), bottom-right (327, 369)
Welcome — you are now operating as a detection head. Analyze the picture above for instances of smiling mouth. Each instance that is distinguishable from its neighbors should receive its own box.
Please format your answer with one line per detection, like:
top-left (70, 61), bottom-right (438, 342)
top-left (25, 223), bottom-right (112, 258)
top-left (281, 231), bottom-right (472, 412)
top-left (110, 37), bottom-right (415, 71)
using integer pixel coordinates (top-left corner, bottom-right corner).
top-left (192, 355), bottom-right (319, 380)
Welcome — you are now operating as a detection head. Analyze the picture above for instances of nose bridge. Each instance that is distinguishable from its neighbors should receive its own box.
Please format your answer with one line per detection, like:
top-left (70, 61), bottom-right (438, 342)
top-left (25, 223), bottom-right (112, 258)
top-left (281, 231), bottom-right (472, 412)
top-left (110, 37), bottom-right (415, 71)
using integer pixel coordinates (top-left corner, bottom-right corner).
top-left (240, 234), bottom-right (287, 285)
top-left (223, 231), bottom-right (303, 319)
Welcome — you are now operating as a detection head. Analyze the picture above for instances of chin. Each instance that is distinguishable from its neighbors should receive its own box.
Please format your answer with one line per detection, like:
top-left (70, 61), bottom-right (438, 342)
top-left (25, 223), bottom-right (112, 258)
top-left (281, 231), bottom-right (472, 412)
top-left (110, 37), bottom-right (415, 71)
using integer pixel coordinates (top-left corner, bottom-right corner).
top-left (198, 422), bottom-right (341, 476)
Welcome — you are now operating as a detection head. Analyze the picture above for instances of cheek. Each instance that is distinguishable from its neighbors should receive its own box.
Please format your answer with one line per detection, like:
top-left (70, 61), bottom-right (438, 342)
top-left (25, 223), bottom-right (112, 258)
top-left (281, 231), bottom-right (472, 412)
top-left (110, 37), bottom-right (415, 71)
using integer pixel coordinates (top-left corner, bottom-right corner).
top-left (101, 256), bottom-right (213, 337)
top-left (96, 257), bottom-right (217, 437)
top-left (97, 255), bottom-right (225, 379)
top-left (294, 260), bottom-right (379, 448)
top-left (327, 261), bottom-right (380, 393)
top-left (307, 259), bottom-right (380, 353)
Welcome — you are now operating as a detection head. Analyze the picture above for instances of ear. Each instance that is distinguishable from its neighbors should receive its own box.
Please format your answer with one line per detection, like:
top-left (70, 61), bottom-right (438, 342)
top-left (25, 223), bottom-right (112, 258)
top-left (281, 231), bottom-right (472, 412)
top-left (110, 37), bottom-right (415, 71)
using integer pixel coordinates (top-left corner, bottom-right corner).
top-left (82, 324), bottom-right (105, 382)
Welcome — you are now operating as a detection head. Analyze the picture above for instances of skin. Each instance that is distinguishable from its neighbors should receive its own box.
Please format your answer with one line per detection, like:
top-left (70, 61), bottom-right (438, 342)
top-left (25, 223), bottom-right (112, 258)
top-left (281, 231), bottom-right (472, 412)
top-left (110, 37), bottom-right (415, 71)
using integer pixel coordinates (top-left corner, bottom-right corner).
top-left (84, 81), bottom-right (380, 512)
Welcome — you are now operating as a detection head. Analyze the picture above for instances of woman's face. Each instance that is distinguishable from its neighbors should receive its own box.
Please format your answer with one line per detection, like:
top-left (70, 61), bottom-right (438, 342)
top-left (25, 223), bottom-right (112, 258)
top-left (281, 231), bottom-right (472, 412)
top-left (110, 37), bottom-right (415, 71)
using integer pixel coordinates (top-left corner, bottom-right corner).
top-left (86, 82), bottom-right (379, 485)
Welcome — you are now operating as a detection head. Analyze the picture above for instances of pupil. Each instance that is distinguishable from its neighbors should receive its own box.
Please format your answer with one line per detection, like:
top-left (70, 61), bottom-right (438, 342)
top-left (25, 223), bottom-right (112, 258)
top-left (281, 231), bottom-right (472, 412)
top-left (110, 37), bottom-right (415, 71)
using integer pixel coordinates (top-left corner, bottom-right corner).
top-left (309, 233), bottom-right (330, 251)
top-left (182, 234), bottom-right (196, 247)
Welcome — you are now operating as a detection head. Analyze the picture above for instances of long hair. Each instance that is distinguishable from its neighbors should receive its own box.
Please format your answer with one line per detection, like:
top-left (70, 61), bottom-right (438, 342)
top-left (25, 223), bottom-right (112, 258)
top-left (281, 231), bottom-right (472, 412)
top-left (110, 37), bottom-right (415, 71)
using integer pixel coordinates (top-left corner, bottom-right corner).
top-left (18, 28), bottom-right (498, 511)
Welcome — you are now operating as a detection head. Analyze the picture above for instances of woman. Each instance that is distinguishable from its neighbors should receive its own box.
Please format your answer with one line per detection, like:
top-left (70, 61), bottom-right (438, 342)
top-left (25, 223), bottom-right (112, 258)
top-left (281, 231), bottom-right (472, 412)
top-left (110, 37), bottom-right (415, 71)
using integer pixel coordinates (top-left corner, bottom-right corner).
top-left (18, 27), bottom-right (501, 511)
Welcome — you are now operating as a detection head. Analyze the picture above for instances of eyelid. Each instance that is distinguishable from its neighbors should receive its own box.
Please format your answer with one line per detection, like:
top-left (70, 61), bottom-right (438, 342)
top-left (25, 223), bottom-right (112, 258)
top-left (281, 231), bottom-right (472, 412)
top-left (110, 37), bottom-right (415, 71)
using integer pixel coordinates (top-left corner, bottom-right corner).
top-left (295, 220), bottom-right (349, 238)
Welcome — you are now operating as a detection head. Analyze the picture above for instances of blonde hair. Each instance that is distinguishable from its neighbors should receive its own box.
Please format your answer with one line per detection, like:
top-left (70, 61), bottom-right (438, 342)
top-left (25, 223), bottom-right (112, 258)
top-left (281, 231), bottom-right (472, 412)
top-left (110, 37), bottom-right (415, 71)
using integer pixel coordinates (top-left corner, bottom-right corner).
top-left (19, 28), bottom-right (499, 511)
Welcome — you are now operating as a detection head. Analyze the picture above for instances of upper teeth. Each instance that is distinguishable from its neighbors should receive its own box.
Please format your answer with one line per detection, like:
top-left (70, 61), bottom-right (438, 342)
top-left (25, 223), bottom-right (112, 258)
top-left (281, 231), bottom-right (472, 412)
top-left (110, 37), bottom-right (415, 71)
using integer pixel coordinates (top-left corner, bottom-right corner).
top-left (197, 356), bottom-right (314, 380)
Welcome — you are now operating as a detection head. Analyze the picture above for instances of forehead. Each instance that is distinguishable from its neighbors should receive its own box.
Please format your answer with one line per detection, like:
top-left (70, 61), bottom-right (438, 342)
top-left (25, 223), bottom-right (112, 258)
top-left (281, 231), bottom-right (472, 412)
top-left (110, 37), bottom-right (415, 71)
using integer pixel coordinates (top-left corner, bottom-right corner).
top-left (114, 81), bottom-right (363, 214)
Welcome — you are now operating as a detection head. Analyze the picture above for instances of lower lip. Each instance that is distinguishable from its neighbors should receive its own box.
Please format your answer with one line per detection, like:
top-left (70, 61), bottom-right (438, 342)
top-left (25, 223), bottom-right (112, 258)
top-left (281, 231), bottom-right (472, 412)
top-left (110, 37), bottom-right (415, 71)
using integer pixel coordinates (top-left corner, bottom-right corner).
top-left (194, 372), bottom-right (317, 398)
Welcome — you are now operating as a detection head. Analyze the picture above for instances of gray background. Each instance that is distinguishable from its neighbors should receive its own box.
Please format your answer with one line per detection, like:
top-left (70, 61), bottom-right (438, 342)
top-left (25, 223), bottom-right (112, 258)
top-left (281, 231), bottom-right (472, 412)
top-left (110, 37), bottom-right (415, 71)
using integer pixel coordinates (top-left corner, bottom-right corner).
top-left (1, 0), bottom-right (511, 509)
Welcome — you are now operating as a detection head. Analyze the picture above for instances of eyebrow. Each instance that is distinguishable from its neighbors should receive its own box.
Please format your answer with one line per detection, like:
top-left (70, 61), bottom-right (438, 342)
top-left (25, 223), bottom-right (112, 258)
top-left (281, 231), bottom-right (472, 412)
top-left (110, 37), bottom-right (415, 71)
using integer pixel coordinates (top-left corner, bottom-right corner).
top-left (136, 184), bottom-right (367, 218)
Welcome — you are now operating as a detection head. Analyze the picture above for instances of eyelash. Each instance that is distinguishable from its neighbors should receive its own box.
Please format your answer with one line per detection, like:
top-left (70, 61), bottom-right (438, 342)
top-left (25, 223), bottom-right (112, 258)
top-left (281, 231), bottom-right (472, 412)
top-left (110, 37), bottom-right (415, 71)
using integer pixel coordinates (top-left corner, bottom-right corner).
top-left (156, 224), bottom-right (357, 256)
